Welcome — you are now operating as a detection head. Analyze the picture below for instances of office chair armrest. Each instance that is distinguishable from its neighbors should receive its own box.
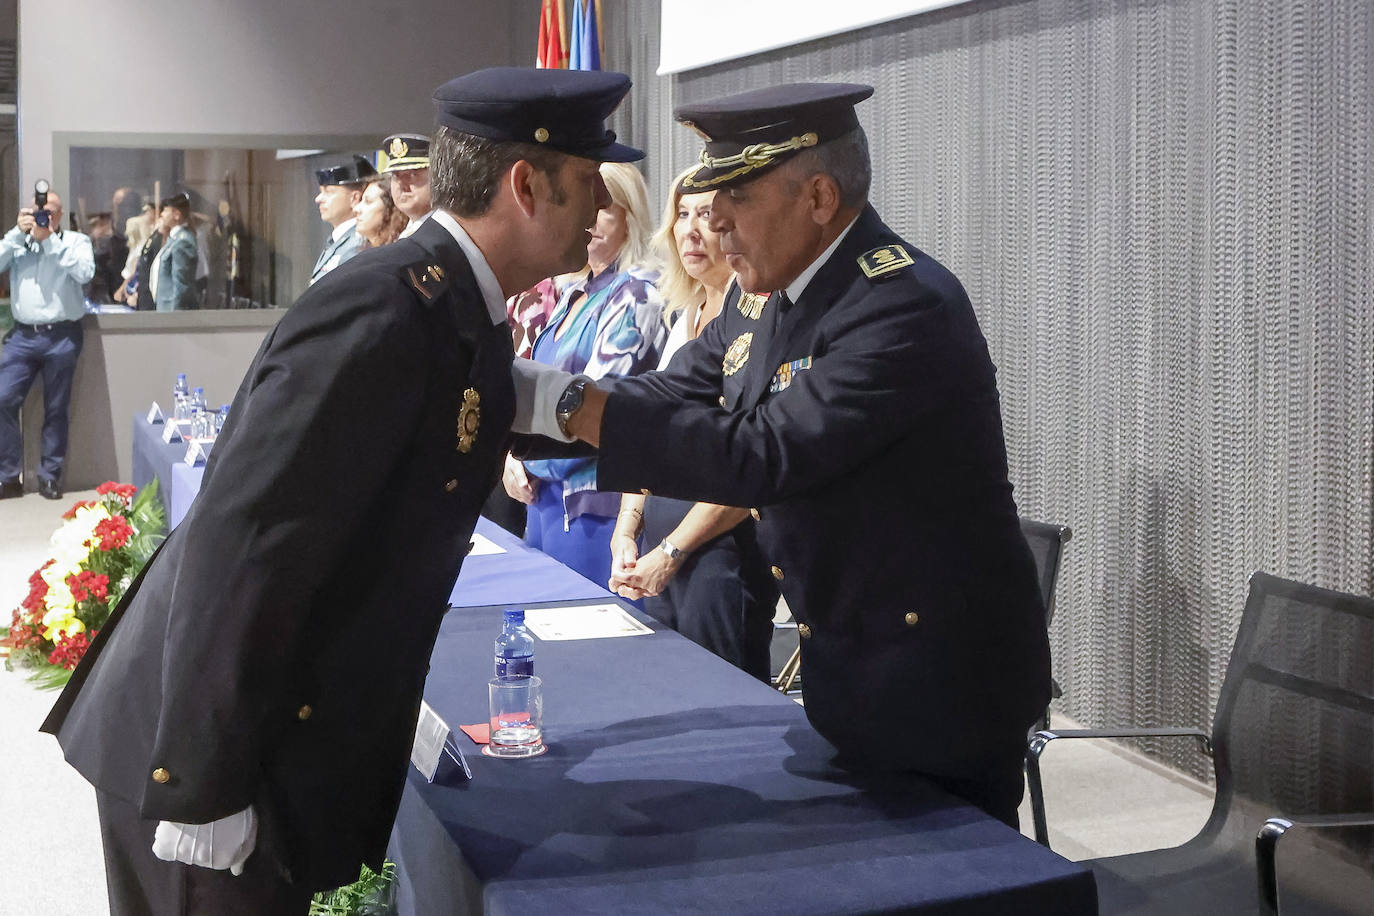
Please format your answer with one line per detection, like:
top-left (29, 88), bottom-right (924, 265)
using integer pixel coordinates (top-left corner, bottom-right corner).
top-left (1025, 726), bottom-right (1212, 848)
top-left (1256, 812), bottom-right (1374, 916)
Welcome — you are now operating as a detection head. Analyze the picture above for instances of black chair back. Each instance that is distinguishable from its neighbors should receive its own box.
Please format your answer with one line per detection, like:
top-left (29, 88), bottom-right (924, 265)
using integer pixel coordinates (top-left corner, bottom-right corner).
top-left (1206, 572), bottom-right (1374, 868)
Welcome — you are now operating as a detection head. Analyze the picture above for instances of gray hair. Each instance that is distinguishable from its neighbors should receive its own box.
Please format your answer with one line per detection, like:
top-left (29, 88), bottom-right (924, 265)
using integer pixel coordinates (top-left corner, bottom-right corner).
top-left (782, 127), bottom-right (871, 210)
top-left (429, 125), bottom-right (569, 218)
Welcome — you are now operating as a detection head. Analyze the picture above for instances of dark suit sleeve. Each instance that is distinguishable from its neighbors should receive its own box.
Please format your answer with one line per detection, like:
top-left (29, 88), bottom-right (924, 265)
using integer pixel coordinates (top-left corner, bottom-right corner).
top-left (598, 278), bottom-right (979, 508)
top-left (142, 275), bottom-right (431, 821)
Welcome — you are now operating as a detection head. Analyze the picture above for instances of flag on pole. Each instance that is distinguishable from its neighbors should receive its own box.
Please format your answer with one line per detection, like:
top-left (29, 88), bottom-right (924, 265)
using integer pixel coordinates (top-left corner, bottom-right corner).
top-left (569, 0), bottom-right (601, 71)
top-left (536, 0), bottom-right (565, 69)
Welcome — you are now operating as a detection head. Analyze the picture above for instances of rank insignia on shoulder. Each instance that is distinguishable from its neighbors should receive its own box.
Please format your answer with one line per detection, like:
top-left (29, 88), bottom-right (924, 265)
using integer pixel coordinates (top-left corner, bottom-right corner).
top-left (858, 244), bottom-right (914, 279)
top-left (722, 332), bottom-right (753, 376)
top-left (406, 262), bottom-right (448, 302)
top-left (769, 356), bottom-right (813, 393)
top-left (457, 387), bottom-right (481, 453)
top-left (736, 292), bottom-right (768, 320)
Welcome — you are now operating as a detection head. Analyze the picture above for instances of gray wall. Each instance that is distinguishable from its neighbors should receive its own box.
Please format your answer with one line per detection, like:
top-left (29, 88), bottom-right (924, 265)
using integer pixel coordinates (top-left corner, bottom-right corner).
top-left (16, 0), bottom-right (526, 190)
top-left (603, 0), bottom-right (1374, 779)
top-left (21, 311), bottom-right (287, 489)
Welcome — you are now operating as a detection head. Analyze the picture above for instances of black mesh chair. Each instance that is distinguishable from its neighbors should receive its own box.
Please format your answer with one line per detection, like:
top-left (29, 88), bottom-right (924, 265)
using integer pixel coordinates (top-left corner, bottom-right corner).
top-left (1026, 571), bottom-right (1374, 915)
top-left (1020, 518), bottom-right (1073, 731)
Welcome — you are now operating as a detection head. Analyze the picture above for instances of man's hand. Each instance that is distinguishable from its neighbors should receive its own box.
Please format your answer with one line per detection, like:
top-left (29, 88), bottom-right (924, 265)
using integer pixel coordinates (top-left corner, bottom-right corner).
top-left (152, 805), bottom-right (257, 876)
top-left (16, 208), bottom-right (36, 235)
top-left (501, 453), bottom-right (539, 504)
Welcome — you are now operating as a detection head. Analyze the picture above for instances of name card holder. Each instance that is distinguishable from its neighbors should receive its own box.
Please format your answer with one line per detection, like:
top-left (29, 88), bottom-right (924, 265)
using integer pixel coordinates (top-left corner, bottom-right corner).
top-left (146, 402), bottom-right (165, 425)
top-left (161, 421), bottom-right (183, 444)
top-left (411, 700), bottom-right (472, 784)
top-left (183, 439), bottom-right (208, 467)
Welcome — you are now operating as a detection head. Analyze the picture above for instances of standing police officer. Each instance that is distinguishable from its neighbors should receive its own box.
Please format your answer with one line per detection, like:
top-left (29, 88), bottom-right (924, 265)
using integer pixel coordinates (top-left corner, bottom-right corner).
top-left (379, 132), bottom-right (434, 239)
top-left (550, 83), bottom-right (1051, 827)
top-left (42, 67), bottom-right (641, 914)
top-left (309, 155), bottom-right (374, 284)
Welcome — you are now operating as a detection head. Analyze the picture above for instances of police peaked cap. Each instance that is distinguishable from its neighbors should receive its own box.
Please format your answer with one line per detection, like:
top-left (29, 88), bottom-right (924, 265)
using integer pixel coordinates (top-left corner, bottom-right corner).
top-left (675, 83), bottom-right (874, 191)
top-left (380, 133), bottom-right (431, 173)
top-left (432, 67), bottom-right (643, 162)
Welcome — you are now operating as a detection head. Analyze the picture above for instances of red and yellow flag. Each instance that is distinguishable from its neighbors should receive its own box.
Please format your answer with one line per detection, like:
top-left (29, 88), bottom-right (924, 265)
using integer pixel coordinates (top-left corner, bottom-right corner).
top-left (536, 0), bottom-right (568, 69)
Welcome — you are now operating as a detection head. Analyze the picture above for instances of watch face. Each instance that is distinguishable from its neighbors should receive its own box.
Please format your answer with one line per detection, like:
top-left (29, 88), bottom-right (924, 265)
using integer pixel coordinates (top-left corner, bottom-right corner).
top-left (557, 381), bottom-right (585, 416)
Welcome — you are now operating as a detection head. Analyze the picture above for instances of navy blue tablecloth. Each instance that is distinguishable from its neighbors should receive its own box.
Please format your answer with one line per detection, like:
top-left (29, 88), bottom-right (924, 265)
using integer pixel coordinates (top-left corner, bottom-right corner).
top-left (130, 414), bottom-right (187, 522)
top-left (449, 518), bottom-right (613, 608)
top-left (388, 599), bottom-right (1098, 915)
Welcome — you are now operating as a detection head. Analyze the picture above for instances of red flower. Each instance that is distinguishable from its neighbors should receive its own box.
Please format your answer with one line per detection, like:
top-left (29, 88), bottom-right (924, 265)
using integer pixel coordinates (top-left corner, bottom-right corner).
top-left (92, 516), bottom-right (135, 552)
top-left (65, 570), bottom-right (111, 604)
top-left (95, 481), bottom-right (137, 506)
top-left (47, 629), bottom-right (95, 669)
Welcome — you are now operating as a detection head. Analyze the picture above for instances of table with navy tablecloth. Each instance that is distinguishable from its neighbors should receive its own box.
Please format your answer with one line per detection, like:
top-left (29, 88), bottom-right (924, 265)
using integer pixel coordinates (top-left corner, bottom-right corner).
top-left (130, 415), bottom-right (1098, 914)
top-left (390, 531), bottom-right (1099, 915)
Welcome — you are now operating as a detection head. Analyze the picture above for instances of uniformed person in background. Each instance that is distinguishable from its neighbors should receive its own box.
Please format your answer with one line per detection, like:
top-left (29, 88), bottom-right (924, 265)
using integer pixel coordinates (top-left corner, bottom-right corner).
top-left (546, 83), bottom-right (1051, 828)
top-left (42, 66), bottom-right (642, 915)
top-left (378, 131), bottom-right (433, 238)
top-left (151, 192), bottom-right (200, 311)
top-left (309, 155), bottom-right (374, 284)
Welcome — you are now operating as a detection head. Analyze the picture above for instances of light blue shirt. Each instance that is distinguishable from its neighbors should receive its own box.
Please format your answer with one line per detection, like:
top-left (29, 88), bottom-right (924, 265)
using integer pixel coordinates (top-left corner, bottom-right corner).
top-left (0, 226), bottom-right (95, 323)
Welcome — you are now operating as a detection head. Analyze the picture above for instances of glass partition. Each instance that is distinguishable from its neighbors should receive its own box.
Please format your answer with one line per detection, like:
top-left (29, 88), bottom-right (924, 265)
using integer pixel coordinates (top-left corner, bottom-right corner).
top-left (61, 137), bottom-right (380, 310)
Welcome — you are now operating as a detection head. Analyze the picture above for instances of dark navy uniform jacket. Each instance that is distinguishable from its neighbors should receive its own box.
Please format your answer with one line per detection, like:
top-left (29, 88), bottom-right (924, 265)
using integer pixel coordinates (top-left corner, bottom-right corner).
top-left (42, 218), bottom-right (516, 891)
top-left (598, 204), bottom-right (1051, 778)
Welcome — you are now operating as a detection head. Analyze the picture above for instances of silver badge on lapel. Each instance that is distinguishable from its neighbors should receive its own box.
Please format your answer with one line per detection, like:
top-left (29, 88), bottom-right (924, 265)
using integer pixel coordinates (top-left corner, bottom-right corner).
top-left (457, 387), bottom-right (481, 453)
top-left (722, 332), bottom-right (753, 376)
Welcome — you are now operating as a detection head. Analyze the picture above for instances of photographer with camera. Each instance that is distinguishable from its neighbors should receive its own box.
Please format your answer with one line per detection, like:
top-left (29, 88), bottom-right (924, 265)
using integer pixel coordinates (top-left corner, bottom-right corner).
top-left (0, 181), bottom-right (95, 500)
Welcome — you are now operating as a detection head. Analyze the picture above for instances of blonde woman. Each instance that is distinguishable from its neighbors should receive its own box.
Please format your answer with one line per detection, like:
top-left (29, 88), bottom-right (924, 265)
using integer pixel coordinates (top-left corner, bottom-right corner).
top-left (608, 166), bottom-right (778, 680)
top-left (503, 161), bottom-right (666, 586)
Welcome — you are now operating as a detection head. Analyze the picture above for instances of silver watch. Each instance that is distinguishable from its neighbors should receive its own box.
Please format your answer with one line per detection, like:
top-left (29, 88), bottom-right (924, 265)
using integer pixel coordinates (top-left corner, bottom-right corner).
top-left (555, 375), bottom-right (591, 437)
top-left (658, 538), bottom-right (683, 561)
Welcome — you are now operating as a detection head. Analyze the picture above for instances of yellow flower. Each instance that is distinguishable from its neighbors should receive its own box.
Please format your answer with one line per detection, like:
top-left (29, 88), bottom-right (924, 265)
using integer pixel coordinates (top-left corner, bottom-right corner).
top-left (41, 607), bottom-right (85, 641)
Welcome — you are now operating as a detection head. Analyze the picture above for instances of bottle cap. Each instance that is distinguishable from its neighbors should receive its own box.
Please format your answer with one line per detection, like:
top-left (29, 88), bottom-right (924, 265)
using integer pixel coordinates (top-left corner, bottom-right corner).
top-left (194, 386), bottom-right (204, 393)
top-left (220, 404), bottom-right (231, 412)
top-left (503, 608), bottom-right (525, 624)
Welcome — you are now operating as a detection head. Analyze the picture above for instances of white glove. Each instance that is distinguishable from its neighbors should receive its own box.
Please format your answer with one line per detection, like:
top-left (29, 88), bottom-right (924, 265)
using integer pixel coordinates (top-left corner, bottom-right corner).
top-left (152, 805), bottom-right (258, 876)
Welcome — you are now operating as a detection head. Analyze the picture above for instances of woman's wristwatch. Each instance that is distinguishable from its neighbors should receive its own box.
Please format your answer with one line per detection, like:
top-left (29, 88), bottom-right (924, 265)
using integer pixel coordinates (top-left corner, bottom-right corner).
top-left (658, 538), bottom-right (684, 561)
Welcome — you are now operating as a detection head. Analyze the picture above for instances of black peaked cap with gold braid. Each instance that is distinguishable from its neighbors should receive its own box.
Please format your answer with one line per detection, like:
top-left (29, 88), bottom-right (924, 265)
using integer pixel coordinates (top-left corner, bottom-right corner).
top-left (675, 83), bottom-right (873, 191)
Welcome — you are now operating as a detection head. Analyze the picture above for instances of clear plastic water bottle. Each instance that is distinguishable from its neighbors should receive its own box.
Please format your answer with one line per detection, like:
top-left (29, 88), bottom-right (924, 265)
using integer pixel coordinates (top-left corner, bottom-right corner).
top-left (173, 374), bottom-right (190, 421)
top-left (191, 386), bottom-right (208, 416)
top-left (494, 609), bottom-right (535, 678)
top-left (214, 404), bottom-right (230, 436)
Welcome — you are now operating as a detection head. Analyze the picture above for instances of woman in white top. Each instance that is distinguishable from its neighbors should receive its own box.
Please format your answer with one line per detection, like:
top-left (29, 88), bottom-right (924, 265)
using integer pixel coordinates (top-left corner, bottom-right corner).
top-left (608, 166), bottom-right (779, 680)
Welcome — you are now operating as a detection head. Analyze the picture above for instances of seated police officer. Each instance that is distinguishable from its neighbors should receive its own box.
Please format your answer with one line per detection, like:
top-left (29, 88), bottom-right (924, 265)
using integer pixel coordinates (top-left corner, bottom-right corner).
top-left (309, 155), bottom-right (375, 284)
top-left (42, 67), bottom-right (641, 915)
top-left (538, 83), bottom-right (1051, 827)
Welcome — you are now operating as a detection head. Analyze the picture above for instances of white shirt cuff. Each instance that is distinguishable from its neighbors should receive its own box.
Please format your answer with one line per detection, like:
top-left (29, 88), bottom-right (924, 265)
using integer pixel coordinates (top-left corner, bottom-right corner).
top-left (511, 357), bottom-right (576, 442)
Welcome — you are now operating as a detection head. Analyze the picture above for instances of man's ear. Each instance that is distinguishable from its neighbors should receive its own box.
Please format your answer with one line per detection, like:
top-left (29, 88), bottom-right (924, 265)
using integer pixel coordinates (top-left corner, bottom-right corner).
top-left (508, 160), bottom-right (539, 219)
top-left (808, 173), bottom-right (842, 226)
top-left (349, 189), bottom-right (364, 206)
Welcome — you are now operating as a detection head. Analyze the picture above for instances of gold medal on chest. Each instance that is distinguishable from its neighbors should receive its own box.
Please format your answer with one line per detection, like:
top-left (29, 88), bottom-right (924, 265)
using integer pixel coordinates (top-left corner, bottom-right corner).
top-left (722, 332), bottom-right (753, 376)
top-left (457, 387), bottom-right (481, 453)
top-left (736, 292), bottom-right (768, 320)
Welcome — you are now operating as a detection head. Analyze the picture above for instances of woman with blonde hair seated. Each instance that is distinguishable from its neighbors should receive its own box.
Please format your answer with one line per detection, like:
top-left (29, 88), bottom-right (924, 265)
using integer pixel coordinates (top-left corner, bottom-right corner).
top-left (608, 166), bottom-right (778, 680)
top-left (503, 161), bottom-right (666, 587)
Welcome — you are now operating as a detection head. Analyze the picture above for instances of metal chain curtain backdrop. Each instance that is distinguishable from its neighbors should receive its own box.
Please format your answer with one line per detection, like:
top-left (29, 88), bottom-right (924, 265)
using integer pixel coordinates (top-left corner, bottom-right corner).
top-left (595, 0), bottom-right (1373, 780)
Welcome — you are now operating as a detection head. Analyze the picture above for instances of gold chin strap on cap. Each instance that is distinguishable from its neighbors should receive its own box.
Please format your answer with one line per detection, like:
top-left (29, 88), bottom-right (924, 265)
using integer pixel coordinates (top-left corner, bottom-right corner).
top-left (681, 132), bottom-right (820, 189)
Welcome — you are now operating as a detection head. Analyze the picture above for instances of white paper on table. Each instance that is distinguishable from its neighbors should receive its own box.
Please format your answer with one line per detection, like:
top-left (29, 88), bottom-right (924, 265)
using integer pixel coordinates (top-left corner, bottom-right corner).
top-left (524, 604), bottom-right (653, 640)
top-left (467, 532), bottom-right (505, 556)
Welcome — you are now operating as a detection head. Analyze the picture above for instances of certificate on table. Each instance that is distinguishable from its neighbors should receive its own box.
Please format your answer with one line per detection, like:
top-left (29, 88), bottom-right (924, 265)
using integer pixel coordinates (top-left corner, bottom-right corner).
top-left (524, 604), bottom-right (653, 640)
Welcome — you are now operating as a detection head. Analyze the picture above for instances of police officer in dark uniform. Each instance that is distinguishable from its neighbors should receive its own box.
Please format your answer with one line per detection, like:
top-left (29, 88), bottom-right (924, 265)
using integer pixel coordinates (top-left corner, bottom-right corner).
top-left (42, 66), bottom-right (641, 915)
top-left (377, 132), bottom-right (434, 237)
top-left (553, 83), bottom-right (1051, 827)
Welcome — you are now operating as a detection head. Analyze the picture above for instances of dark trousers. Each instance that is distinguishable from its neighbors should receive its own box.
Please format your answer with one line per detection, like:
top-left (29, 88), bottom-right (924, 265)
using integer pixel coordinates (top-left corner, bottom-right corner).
top-left (95, 790), bottom-right (314, 916)
top-left (0, 321), bottom-right (83, 482)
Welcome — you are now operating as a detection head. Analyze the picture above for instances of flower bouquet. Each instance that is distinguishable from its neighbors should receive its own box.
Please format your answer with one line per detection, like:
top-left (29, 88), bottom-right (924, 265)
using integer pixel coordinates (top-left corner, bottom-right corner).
top-left (1, 480), bottom-right (166, 687)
